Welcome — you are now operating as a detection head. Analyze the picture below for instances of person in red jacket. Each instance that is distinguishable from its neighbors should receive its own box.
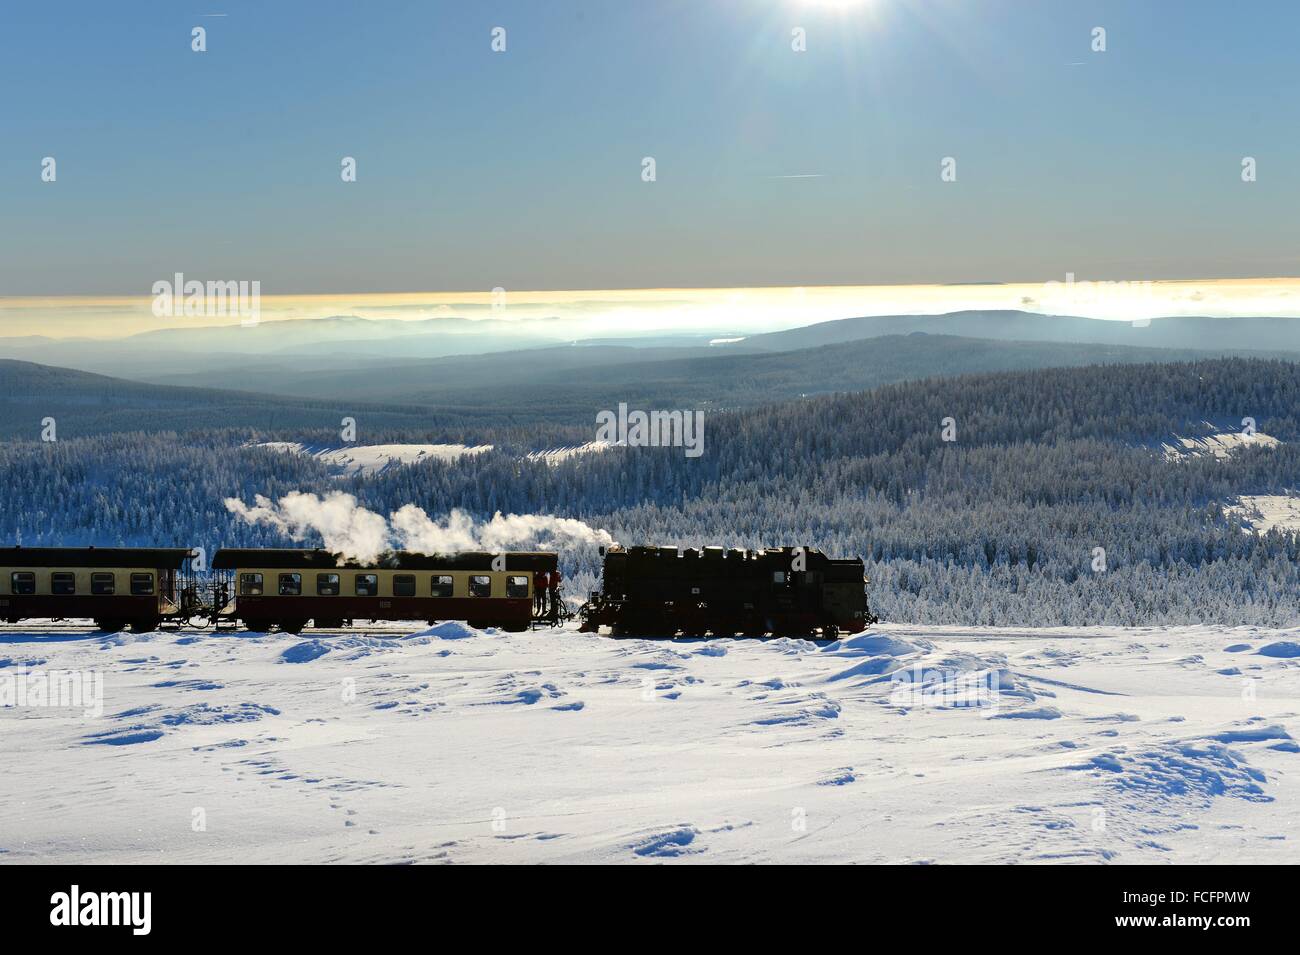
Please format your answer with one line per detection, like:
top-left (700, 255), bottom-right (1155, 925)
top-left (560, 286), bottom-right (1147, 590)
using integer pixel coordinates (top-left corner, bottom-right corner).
top-left (533, 570), bottom-right (549, 615)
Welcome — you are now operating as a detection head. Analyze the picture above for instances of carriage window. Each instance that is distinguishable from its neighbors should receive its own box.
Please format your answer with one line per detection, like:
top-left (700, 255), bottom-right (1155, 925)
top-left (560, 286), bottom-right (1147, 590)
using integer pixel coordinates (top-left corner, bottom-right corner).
top-left (51, 572), bottom-right (76, 595)
top-left (469, 575), bottom-right (492, 597)
top-left (506, 575), bottom-right (529, 598)
top-left (278, 573), bottom-right (302, 596)
top-left (91, 573), bottom-right (115, 595)
top-left (431, 575), bottom-right (453, 598)
top-left (239, 573), bottom-right (263, 596)
top-left (130, 573), bottom-right (155, 596)
top-left (10, 572), bottom-right (35, 595)
top-left (772, 571), bottom-right (788, 584)
top-left (317, 573), bottom-right (340, 596)
top-left (355, 574), bottom-right (379, 597)
top-left (393, 574), bottom-right (416, 597)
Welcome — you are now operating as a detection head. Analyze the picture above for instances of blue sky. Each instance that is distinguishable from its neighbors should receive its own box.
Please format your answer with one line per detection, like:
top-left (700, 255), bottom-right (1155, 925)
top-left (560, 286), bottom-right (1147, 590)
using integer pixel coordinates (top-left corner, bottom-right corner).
top-left (1, 0), bottom-right (1297, 295)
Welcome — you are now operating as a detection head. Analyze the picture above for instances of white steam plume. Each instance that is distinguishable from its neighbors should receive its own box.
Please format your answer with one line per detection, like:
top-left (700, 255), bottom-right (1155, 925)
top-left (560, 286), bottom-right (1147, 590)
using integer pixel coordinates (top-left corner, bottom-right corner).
top-left (390, 505), bottom-right (614, 553)
top-left (224, 492), bottom-right (613, 561)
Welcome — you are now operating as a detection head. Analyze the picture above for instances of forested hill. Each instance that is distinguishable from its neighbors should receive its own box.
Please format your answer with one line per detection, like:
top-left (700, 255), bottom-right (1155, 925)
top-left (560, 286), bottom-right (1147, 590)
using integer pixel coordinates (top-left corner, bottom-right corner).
top-left (712, 355), bottom-right (1300, 465)
top-left (3, 356), bottom-right (1300, 626)
top-left (0, 359), bottom-right (507, 440)
top-left (3, 330), bottom-right (1291, 440)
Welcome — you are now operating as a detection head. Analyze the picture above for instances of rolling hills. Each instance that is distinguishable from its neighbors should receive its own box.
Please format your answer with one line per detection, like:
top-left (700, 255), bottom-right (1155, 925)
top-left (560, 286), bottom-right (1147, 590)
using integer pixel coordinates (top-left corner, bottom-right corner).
top-left (5, 329), bottom-right (1293, 438)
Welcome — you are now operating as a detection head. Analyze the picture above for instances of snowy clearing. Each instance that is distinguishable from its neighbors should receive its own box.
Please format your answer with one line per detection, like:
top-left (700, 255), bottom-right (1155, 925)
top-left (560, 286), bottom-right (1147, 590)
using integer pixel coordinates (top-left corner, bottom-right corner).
top-left (2, 622), bottom-right (1297, 864)
top-left (257, 442), bottom-right (493, 476)
top-left (1227, 494), bottom-right (1300, 535)
top-left (523, 441), bottom-right (617, 465)
top-left (259, 441), bottom-right (616, 474)
top-left (1161, 427), bottom-right (1279, 460)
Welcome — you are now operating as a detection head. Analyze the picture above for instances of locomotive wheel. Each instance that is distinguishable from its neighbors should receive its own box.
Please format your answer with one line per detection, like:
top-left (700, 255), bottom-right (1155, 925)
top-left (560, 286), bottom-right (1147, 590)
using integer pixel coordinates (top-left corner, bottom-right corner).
top-left (94, 619), bottom-right (127, 633)
top-left (130, 618), bottom-right (162, 633)
top-left (822, 625), bottom-right (839, 642)
top-left (280, 619), bottom-right (308, 635)
top-left (242, 619), bottom-right (273, 633)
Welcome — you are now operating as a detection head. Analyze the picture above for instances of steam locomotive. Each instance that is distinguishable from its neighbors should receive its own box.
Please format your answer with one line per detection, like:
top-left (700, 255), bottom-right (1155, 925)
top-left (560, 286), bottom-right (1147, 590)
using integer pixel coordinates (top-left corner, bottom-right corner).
top-left (0, 542), bottom-right (875, 638)
top-left (578, 545), bottom-right (874, 640)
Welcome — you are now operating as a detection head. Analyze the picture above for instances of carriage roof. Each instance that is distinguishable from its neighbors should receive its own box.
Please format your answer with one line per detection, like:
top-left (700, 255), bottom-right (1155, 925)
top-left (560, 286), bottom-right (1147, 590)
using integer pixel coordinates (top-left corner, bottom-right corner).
top-left (211, 548), bottom-right (558, 572)
top-left (0, 546), bottom-right (195, 569)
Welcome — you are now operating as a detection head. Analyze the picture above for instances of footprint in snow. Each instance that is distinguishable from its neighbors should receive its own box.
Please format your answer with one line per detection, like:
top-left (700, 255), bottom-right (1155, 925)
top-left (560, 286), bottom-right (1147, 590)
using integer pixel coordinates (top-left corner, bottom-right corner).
top-left (1257, 642), bottom-right (1300, 658)
top-left (82, 727), bottom-right (165, 746)
top-left (989, 705), bottom-right (1062, 720)
top-left (818, 768), bottom-right (856, 786)
top-left (629, 825), bottom-right (702, 858)
top-left (280, 640), bottom-right (330, 663)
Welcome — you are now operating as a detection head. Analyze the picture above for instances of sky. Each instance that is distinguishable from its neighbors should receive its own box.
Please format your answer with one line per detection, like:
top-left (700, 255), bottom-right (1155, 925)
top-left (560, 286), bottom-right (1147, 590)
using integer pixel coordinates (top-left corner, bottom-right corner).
top-left (1, 0), bottom-right (1297, 308)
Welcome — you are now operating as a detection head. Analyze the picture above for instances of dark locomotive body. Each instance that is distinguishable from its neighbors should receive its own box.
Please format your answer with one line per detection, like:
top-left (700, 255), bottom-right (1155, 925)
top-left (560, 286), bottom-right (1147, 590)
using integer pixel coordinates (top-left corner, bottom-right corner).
top-left (580, 545), bottom-right (875, 639)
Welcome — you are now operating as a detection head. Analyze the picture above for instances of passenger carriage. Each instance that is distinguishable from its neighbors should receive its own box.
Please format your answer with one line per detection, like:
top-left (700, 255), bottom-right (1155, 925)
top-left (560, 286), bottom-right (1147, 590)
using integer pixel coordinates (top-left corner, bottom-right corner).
top-left (0, 546), bottom-right (199, 632)
top-left (210, 548), bottom-right (558, 633)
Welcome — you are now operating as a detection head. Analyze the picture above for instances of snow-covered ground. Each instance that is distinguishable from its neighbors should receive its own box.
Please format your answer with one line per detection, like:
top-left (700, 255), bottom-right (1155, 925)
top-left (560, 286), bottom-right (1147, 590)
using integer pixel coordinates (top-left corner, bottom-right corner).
top-left (259, 441), bottom-right (615, 474)
top-left (257, 442), bottom-right (492, 476)
top-left (2, 622), bottom-right (1298, 864)
top-left (523, 440), bottom-right (616, 465)
top-left (1227, 494), bottom-right (1300, 535)
top-left (1162, 428), bottom-right (1280, 460)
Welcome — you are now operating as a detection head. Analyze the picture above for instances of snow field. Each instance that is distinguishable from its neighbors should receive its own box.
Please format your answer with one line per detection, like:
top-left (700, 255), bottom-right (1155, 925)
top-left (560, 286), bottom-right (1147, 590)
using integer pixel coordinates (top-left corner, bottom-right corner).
top-left (2, 621), bottom-right (1297, 863)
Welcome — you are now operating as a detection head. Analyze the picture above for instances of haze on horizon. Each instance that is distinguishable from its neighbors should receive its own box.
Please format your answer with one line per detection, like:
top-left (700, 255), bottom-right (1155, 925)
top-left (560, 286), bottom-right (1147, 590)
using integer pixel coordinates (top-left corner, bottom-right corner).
top-left (3, 278), bottom-right (1300, 341)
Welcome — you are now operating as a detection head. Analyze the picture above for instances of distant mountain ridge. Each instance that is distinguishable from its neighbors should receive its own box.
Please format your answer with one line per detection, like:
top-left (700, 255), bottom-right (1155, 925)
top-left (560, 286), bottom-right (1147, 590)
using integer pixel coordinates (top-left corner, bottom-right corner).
top-left (8, 309), bottom-right (1300, 391)
top-left (730, 309), bottom-right (1300, 352)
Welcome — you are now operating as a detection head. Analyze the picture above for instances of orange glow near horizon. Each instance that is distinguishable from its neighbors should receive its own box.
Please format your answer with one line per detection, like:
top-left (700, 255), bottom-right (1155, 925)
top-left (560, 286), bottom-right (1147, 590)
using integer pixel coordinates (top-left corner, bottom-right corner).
top-left (2, 277), bottom-right (1300, 340)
